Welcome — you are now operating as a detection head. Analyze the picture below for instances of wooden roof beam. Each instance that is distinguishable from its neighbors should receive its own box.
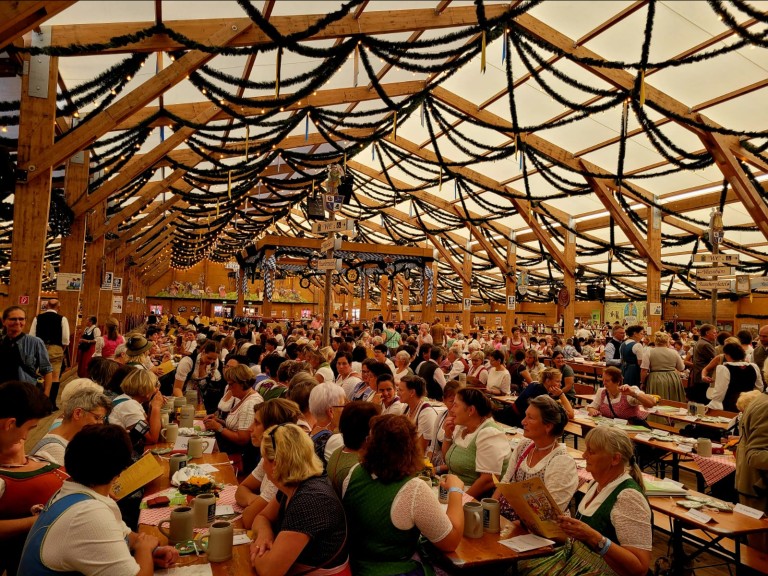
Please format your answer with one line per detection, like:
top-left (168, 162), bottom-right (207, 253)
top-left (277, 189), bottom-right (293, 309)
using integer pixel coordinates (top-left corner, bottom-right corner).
top-left (383, 135), bottom-right (570, 271)
top-left (48, 4), bottom-right (514, 55)
top-left (136, 236), bottom-right (174, 269)
top-left (0, 1), bottom-right (75, 50)
top-left (20, 22), bottom-right (254, 183)
top-left (72, 105), bottom-right (222, 217)
top-left (582, 168), bottom-right (663, 270)
top-left (698, 129), bottom-right (768, 242)
top-left (513, 12), bottom-right (755, 164)
top-left (90, 168), bottom-right (189, 239)
top-left (113, 80), bottom-right (425, 131)
top-left (463, 220), bottom-right (508, 274)
top-left (106, 195), bottom-right (185, 254)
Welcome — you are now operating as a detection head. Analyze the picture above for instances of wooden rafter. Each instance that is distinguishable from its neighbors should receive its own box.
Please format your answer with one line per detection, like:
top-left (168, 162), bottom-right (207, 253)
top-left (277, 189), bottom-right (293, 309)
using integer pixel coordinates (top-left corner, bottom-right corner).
top-left (47, 5), bottom-right (513, 55)
top-left (0, 1), bottom-right (75, 50)
top-left (19, 22), bottom-right (254, 183)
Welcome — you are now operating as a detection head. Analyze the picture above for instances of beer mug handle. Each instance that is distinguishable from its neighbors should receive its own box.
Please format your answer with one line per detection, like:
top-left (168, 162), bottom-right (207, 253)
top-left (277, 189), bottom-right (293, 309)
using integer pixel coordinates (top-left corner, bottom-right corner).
top-left (201, 440), bottom-right (210, 453)
top-left (158, 520), bottom-right (171, 539)
top-left (160, 428), bottom-right (167, 441)
top-left (199, 535), bottom-right (209, 551)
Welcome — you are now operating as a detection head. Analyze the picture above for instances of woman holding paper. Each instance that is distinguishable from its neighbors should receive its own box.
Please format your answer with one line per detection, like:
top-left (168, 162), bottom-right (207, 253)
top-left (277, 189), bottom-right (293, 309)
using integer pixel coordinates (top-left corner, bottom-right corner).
top-left (516, 426), bottom-right (652, 576)
top-left (493, 395), bottom-right (577, 519)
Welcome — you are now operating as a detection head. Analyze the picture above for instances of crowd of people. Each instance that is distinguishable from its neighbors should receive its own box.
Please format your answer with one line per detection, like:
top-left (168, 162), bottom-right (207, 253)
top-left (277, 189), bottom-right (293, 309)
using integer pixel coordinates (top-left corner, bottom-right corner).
top-left (3, 308), bottom-right (768, 575)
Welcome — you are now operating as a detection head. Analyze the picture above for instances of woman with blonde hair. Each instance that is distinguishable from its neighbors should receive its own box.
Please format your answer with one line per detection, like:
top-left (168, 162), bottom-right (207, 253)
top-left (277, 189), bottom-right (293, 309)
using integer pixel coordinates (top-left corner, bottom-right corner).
top-left (250, 424), bottom-right (349, 576)
top-left (235, 398), bottom-right (303, 528)
top-left (640, 331), bottom-right (685, 401)
top-left (518, 426), bottom-right (651, 576)
top-left (107, 369), bottom-right (164, 447)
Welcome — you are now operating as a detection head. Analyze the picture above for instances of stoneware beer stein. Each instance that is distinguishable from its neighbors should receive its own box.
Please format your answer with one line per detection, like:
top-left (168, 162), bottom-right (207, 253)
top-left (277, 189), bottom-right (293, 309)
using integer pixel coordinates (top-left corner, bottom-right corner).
top-left (179, 404), bottom-right (195, 428)
top-left (201, 521), bottom-right (234, 562)
top-left (187, 436), bottom-right (211, 458)
top-left (697, 437), bottom-right (713, 458)
top-left (158, 506), bottom-right (194, 544)
top-left (160, 423), bottom-right (178, 444)
top-left (168, 453), bottom-right (188, 478)
top-left (482, 497), bottom-right (501, 533)
top-left (463, 501), bottom-right (483, 538)
top-left (193, 492), bottom-right (217, 528)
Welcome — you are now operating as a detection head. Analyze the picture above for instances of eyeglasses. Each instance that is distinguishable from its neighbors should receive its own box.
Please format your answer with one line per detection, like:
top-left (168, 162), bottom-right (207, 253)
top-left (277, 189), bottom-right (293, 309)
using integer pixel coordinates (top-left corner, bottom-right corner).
top-left (268, 422), bottom-right (288, 452)
top-left (6, 317), bottom-right (25, 322)
top-left (87, 411), bottom-right (106, 422)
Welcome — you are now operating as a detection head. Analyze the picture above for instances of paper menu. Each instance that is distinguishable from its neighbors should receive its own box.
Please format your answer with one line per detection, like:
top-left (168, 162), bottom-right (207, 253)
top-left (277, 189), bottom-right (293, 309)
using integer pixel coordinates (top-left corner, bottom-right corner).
top-left (111, 452), bottom-right (163, 501)
top-left (499, 533), bottom-right (556, 552)
top-left (495, 477), bottom-right (567, 543)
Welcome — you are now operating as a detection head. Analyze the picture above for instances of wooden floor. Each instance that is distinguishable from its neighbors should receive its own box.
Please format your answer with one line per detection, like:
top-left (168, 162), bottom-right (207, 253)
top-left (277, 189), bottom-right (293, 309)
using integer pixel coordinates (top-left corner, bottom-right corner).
top-left (24, 386), bottom-right (746, 576)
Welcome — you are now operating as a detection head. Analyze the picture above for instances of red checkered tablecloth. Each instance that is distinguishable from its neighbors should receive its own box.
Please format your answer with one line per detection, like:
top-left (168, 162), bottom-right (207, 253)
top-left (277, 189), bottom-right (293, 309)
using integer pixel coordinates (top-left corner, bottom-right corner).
top-left (138, 484), bottom-right (242, 530)
top-left (577, 467), bottom-right (593, 487)
top-left (691, 454), bottom-right (736, 487)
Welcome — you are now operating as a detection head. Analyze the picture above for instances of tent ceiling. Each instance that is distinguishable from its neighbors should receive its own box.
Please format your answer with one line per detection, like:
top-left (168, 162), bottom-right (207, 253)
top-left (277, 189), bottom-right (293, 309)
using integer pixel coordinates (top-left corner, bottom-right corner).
top-left (1, 0), bottom-right (767, 304)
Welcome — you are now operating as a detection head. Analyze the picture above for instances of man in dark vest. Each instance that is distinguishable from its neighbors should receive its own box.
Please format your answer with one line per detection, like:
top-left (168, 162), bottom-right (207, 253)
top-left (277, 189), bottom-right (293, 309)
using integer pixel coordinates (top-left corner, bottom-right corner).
top-left (753, 325), bottom-right (768, 375)
top-left (29, 299), bottom-right (69, 408)
top-left (620, 325), bottom-right (645, 388)
top-left (691, 323), bottom-right (717, 403)
top-left (416, 346), bottom-right (446, 401)
top-left (604, 325), bottom-right (625, 368)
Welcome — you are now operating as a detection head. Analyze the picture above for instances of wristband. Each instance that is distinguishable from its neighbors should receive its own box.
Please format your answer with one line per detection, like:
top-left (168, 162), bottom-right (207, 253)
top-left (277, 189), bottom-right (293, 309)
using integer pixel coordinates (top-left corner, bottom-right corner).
top-left (447, 487), bottom-right (463, 495)
top-left (598, 537), bottom-right (612, 557)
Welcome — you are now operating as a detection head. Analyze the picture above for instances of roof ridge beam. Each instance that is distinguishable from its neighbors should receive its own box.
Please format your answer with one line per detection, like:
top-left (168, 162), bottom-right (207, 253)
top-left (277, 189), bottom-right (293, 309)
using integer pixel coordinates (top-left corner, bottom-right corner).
top-left (47, 5), bottom-right (513, 55)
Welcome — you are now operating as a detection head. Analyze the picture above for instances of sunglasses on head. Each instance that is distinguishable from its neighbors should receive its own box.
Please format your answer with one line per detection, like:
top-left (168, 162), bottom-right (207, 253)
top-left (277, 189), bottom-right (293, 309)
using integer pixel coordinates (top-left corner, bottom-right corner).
top-left (267, 422), bottom-right (289, 452)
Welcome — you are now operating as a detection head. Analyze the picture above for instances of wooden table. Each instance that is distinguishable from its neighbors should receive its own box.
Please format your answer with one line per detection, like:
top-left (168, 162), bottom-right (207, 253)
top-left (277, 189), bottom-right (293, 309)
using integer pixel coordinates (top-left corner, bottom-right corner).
top-left (575, 395), bottom-right (738, 433)
top-left (428, 503), bottom-right (553, 572)
top-left (138, 452), bottom-right (253, 575)
top-left (649, 493), bottom-right (768, 575)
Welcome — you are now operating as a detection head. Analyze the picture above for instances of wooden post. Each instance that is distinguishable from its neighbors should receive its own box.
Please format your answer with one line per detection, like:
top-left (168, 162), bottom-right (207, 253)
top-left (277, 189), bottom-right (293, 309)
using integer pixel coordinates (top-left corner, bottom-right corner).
top-left (236, 269), bottom-right (244, 316)
top-left (98, 248), bottom-right (116, 323)
top-left (261, 249), bottom-right (274, 323)
top-left (379, 275), bottom-right (390, 322)
top-left (504, 233), bottom-right (517, 334)
top-left (10, 32), bottom-right (58, 319)
top-left (647, 197), bottom-right (662, 332)
top-left (359, 271), bottom-right (368, 325)
top-left (462, 237), bottom-right (472, 333)
top-left (58, 150), bottom-right (89, 350)
top-left (82, 201), bottom-right (105, 326)
top-left (562, 217), bottom-right (576, 337)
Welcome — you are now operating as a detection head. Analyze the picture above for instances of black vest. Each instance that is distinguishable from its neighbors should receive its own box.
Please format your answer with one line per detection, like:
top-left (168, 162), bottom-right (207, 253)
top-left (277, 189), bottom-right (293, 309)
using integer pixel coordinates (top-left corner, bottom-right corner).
top-left (723, 364), bottom-right (758, 412)
top-left (36, 312), bottom-right (63, 345)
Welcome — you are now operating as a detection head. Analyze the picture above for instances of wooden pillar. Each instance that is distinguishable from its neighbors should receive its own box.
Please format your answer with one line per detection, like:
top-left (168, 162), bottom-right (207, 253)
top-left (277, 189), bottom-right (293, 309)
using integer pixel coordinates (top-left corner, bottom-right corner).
top-left (58, 150), bottom-right (89, 347)
top-left (82, 201), bottom-right (105, 326)
top-left (647, 198), bottom-right (662, 332)
top-left (562, 217), bottom-right (576, 337)
top-left (379, 275), bottom-right (390, 322)
top-left (401, 280), bottom-right (410, 322)
top-left (359, 271), bottom-right (368, 325)
top-left (10, 32), bottom-right (58, 319)
top-left (504, 233), bottom-right (517, 334)
top-left (113, 258), bottom-right (126, 326)
top-left (462, 238), bottom-right (472, 332)
top-left (422, 258), bottom-right (437, 324)
top-left (261, 249), bottom-right (273, 322)
top-left (236, 269), bottom-right (244, 316)
top-left (98, 248), bottom-right (116, 323)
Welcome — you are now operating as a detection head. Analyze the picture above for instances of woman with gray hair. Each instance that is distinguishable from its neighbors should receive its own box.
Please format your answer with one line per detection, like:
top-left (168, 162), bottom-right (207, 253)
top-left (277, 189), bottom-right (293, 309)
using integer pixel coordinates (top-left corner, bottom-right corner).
top-left (517, 426), bottom-right (651, 576)
top-left (30, 389), bottom-right (112, 465)
top-left (393, 350), bottom-right (413, 384)
top-left (308, 382), bottom-right (347, 466)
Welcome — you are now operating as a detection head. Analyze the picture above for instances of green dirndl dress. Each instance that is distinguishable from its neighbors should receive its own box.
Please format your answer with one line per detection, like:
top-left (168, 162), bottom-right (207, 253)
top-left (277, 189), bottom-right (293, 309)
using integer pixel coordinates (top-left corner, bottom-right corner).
top-left (515, 478), bottom-right (643, 576)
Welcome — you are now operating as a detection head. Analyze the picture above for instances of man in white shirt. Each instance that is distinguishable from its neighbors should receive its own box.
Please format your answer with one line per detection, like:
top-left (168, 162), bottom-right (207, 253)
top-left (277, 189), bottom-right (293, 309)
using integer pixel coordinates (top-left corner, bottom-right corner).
top-left (446, 346), bottom-right (466, 381)
top-left (29, 299), bottom-right (69, 407)
top-left (373, 344), bottom-right (397, 374)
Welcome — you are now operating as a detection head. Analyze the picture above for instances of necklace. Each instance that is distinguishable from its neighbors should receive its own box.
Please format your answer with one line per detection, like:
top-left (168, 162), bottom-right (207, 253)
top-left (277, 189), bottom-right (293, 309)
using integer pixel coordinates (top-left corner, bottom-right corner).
top-left (534, 440), bottom-right (558, 452)
top-left (0, 456), bottom-right (30, 468)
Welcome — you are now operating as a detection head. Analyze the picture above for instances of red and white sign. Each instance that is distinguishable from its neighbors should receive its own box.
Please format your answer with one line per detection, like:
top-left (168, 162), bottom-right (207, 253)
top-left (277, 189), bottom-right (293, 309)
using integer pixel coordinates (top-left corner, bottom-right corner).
top-left (18, 295), bottom-right (29, 305)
